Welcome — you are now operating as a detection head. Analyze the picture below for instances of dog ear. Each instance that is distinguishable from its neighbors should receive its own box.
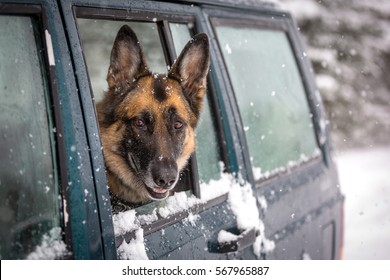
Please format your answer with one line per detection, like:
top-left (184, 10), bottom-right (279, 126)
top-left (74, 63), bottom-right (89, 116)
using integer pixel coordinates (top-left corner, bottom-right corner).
top-left (107, 25), bottom-right (149, 92)
top-left (169, 33), bottom-right (210, 119)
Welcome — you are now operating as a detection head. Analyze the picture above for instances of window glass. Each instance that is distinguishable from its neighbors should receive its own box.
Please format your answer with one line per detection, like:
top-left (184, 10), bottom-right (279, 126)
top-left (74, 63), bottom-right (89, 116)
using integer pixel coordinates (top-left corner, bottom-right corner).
top-left (215, 24), bottom-right (318, 174)
top-left (77, 19), bottom-right (167, 102)
top-left (170, 23), bottom-right (222, 183)
top-left (0, 16), bottom-right (60, 259)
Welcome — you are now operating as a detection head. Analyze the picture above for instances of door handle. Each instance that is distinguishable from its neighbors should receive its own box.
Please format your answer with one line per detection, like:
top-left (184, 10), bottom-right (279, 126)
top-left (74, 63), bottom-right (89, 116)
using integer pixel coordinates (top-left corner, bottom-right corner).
top-left (209, 227), bottom-right (258, 254)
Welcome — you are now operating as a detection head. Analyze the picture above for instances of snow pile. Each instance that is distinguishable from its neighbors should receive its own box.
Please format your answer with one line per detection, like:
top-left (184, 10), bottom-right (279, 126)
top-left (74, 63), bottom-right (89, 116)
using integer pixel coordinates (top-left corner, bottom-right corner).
top-left (228, 183), bottom-right (260, 230)
top-left (199, 163), bottom-right (233, 201)
top-left (218, 230), bottom-right (238, 243)
top-left (117, 228), bottom-right (148, 260)
top-left (227, 183), bottom-right (275, 257)
top-left (112, 210), bottom-right (149, 260)
top-left (158, 192), bottom-right (200, 219)
top-left (112, 210), bottom-right (139, 236)
top-left (26, 227), bottom-right (68, 260)
top-left (137, 209), bottom-right (158, 225)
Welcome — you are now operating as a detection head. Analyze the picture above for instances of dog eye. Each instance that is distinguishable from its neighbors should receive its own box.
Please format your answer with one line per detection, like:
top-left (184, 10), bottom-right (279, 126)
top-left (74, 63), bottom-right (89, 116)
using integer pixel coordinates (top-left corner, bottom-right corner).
top-left (134, 119), bottom-right (145, 128)
top-left (174, 121), bottom-right (183, 130)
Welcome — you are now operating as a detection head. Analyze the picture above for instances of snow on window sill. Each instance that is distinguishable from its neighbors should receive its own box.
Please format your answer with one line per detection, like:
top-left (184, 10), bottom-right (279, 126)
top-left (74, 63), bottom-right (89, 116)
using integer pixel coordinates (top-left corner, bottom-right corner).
top-left (252, 148), bottom-right (322, 183)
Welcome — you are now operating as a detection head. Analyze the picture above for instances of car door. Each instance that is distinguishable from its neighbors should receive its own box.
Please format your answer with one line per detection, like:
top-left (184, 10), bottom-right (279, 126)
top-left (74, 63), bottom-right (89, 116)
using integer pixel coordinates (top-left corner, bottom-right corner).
top-left (204, 6), bottom-right (343, 259)
top-left (0, 0), bottom-right (116, 260)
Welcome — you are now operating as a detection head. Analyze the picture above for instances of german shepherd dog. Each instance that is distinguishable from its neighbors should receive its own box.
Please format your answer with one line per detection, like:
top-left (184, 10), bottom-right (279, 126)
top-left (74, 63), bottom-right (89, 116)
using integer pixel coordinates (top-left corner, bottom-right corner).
top-left (97, 25), bottom-right (210, 206)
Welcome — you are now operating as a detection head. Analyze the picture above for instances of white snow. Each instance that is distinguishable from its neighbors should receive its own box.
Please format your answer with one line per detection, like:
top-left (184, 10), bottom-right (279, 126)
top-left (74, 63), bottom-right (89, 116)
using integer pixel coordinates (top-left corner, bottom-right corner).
top-left (228, 183), bottom-right (260, 230)
top-left (302, 252), bottom-right (312, 260)
top-left (227, 182), bottom-right (275, 257)
top-left (316, 74), bottom-right (339, 93)
top-left (252, 148), bottom-right (321, 181)
top-left (116, 228), bottom-right (148, 260)
top-left (158, 192), bottom-right (200, 219)
top-left (257, 195), bottom-right (268, 210)
top-left (137, 209), bottom-right (158, 225)
top-left (218, 230), bottom-right (238, 243)
top-left (112, 210), bottom-right (138, 237)
top-left (26, 227), bottom-right (68, 260)
top-left (183, 213), bottom-right (200, 227)
top-left (113, 211), bottom-right (148, 260)
top-left (198, 164), bottom-right (232, 201)
top-left (336, 146), bottom-right (390, 259)
top-left (224, 43), bottom-right (232, 54)
top-left (280, 0), bottom-right (322, 20)
top-left (252, 166), bottom-right (263, 180)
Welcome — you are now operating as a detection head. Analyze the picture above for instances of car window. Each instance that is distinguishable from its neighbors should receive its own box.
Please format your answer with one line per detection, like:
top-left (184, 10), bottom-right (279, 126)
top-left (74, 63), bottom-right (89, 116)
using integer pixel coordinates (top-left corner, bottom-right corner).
top-left (0, 15), bottom-right (61, 259)
top-left (214, 23), bottom-right (319, 178)
top-left (78, 17), bottom-right (225, 219)
top-left (170, 23), bottom-right (222, 184)
top-left (77, 19), bottom-right (177, 215)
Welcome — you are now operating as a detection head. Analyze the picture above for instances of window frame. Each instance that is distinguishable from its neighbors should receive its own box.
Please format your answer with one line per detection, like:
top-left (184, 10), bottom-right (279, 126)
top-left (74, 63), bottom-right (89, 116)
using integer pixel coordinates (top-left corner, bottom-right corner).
top-left (62, 0), bottom-right (233, 246)
top-left (74, 7), bottom-right (201, 197)
top-left (206, 8), bottom-right (325, 187)
top-left (0, 3), bottom-right (71, 258)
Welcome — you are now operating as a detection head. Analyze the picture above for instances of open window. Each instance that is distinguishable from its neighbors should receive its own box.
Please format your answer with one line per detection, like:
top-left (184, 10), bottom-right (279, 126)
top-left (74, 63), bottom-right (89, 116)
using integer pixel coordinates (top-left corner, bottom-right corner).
top-left (75, 8), bottom-right (226, 224)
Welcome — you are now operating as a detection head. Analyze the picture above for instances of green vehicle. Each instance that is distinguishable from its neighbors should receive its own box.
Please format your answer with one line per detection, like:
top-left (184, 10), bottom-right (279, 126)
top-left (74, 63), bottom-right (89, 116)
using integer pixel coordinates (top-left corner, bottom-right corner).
top-left (0, 0), bottom-right (344, 260)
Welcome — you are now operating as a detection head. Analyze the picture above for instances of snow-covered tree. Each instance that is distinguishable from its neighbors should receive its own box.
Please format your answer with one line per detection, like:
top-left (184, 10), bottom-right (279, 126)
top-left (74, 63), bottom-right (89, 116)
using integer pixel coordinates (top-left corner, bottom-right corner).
top-left (281, 0), bottom-right (390, 149)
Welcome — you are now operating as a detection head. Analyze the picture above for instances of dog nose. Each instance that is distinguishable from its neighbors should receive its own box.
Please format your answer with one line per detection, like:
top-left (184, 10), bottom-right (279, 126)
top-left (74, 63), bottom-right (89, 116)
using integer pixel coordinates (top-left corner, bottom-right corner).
top-left (151, 159), bottom-right (178, 189)
top-left (155, 176), bottom-right (176, 188)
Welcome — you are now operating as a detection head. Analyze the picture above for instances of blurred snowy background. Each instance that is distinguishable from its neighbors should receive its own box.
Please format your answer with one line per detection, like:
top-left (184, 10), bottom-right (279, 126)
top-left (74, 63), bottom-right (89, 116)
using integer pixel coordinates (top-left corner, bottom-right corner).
top-left (280, 0), bottom-right (390, 259)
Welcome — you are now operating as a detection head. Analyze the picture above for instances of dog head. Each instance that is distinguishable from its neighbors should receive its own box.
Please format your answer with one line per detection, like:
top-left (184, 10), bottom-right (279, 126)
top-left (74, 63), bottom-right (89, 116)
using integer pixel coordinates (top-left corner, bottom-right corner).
top-left (97, 25), bottom-right (210, 204)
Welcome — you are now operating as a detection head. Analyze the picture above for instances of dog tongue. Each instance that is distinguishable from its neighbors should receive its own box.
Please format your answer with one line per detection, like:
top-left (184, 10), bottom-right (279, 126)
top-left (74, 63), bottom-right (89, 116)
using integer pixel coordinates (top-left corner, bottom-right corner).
top-left (153, 188), bottom-right (167, 194)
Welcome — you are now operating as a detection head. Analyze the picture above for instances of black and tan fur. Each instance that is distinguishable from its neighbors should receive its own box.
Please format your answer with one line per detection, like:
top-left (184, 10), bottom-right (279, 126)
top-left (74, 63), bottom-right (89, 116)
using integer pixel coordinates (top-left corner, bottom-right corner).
top-left (97, 25), bottom-right (210, 205)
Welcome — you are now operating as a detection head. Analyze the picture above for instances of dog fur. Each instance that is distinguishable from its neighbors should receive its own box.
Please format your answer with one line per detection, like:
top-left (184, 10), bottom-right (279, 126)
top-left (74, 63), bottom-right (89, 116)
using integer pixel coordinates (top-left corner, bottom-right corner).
top-left (96, 25), bottom-right (210, 205)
